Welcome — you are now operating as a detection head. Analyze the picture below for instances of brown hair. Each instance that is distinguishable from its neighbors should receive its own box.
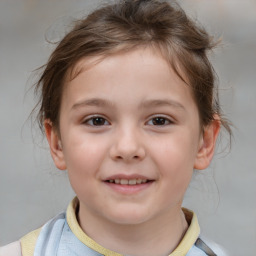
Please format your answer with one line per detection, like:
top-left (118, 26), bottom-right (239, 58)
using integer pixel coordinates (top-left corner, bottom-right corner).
top-left (35, 0), bottom-right (231, 136)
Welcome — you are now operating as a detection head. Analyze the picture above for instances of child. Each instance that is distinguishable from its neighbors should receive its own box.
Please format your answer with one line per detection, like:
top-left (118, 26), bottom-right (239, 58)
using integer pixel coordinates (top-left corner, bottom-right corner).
top-left (1, 0), bottom-right (231, 255)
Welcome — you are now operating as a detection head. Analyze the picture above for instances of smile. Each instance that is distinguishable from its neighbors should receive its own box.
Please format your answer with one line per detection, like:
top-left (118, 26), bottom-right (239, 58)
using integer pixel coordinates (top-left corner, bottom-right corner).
top-left (107, 179), bottom-right (149, 185)
top-left (104, 175), bottom-right (154, 195)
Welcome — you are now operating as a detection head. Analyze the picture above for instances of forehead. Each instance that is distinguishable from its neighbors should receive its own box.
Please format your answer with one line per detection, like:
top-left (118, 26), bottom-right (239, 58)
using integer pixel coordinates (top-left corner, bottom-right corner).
top-left (65, 47), bottom-right (180, 92)
top-left (61, 47), bottom-right (196, 111)
top-left (66, 45), bottom-right (189, 86)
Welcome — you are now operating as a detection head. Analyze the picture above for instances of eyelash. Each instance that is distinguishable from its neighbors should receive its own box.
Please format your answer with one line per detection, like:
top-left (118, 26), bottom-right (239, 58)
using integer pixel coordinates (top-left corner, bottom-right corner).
top-left (83, 115), bottom-right (173, 127)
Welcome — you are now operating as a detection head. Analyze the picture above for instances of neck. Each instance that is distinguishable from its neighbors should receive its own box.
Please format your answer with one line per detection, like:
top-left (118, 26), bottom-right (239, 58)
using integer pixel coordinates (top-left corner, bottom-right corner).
top-left (78, 204), bottom-right (188, 256)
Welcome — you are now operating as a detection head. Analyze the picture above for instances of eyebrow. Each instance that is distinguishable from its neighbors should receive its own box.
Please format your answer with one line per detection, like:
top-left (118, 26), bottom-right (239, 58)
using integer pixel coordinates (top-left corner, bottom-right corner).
top-left (71, 98), bottom-right (114, 110)
top-left (71, 98), bottom-right (185, 111)
top-left (140, 99), bottom-right (185, 110)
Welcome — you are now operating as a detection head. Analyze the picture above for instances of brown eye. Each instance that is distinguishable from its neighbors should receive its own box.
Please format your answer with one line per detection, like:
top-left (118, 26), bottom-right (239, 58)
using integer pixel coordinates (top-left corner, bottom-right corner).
top-left (153, 117), bottom-right (166, 125)
top-left (93, 117), bottom-right (106, 126)
top-left (148, 117), bottom-right (171, 126)
top-left (85, 117), bottom-right (109, 126)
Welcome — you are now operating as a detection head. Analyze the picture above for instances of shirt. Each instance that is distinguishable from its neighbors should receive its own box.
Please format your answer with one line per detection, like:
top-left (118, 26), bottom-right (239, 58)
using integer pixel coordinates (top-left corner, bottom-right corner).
top-left (1, 197), bottom-right (222, 256)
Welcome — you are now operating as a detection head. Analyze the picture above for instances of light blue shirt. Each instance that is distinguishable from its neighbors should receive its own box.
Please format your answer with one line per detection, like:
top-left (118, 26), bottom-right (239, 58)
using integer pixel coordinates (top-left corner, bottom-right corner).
top-left (34, 212), bottom-right (210, 256)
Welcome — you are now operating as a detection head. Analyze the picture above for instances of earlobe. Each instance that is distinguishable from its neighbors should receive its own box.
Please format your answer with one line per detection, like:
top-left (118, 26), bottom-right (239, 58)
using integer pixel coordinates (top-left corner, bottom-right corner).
top-left (44, 120), bottom-right (67, 170)
top-left (194, 117), bottom-right (220, 170)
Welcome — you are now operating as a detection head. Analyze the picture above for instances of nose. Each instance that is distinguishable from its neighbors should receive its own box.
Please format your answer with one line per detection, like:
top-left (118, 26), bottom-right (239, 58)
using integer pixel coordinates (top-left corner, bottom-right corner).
top-left (109, 126), bottom-right (146, 162)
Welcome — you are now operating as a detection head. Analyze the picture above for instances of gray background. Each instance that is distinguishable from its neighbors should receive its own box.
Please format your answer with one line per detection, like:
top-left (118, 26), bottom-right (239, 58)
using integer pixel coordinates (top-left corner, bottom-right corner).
top-left (0, 0), bottom-right (256, 255)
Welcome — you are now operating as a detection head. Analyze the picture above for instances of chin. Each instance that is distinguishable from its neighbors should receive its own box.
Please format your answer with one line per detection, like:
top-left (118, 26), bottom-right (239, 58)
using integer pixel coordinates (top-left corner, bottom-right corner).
top-left (105, 206), bottom-right (152, 225)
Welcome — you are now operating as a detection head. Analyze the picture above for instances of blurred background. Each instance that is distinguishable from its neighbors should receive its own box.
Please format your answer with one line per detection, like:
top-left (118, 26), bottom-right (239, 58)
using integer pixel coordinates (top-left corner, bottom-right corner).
top-left (0, 0), bottom-right (255, 255)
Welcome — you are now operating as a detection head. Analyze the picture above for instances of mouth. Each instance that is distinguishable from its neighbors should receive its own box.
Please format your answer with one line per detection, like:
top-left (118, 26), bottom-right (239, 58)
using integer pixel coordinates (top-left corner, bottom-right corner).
top-left (105, 178), bottom-right (152, 185)
top-left (103, 175), bottom-right (154, 194)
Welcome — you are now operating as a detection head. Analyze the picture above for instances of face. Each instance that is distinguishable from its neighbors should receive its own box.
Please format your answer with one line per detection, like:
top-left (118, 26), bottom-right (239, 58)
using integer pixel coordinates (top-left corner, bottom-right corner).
top-left (46, 47), bottom-right (218, 227)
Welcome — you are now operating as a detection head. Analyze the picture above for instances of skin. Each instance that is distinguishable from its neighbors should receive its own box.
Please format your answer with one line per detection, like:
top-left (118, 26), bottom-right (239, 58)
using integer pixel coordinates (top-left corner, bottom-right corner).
top-left (45, 47), bottom-right (220, 256)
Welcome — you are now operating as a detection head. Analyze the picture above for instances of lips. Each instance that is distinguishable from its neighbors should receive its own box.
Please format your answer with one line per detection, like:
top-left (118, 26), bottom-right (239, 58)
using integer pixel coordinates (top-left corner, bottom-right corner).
top-left (104, 174), bottom-right (153, 184)
top-left (103, 175), bottom-right (154, 195)
top-left (107, 178), bottom-right (149, 185)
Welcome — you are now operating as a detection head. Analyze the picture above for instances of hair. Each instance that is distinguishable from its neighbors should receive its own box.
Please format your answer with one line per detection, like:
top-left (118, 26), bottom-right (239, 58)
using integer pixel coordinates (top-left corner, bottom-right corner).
top-left (34, 0), bottom-right (231, 137)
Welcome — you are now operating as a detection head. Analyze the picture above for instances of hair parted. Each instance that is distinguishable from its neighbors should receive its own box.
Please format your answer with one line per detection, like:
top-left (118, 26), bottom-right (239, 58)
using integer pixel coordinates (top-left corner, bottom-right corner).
top-left (35, 0), bottom-right (231, 136)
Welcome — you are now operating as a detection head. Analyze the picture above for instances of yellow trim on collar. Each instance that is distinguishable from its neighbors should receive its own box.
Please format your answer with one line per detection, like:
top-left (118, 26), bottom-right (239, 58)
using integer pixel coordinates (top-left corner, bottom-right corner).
top-left (20, 227), bottom-right (42, 256)
top-left (67, 197), bottom-right (122, 256)
top-left (170, 208), bottom-right (200, 256)
top-left (67, 197), bottom-right (200, 256)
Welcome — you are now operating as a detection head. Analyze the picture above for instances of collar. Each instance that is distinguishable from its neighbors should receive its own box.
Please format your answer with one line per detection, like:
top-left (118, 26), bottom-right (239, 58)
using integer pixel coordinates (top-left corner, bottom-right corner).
top-left (66, 197), bottom-right (200, 256)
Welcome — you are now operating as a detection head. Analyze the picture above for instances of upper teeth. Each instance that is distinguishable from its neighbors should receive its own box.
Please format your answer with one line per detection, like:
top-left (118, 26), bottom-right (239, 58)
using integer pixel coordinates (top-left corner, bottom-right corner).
top-left (108, 179), bottom-right (148, 185)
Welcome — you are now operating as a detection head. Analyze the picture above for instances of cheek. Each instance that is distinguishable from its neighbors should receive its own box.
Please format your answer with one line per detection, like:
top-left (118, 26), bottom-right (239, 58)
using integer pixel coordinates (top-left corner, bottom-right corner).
top-left (64, 146), bottom-right (102, 204)
top-left (63, 130), bottom-right (107, 165)
top-left (61, 133), bottom-right (109, 190)
top-left (150, 132), bottom-right (199, 184)
top-left (152, 132), bottom-right (199, 165)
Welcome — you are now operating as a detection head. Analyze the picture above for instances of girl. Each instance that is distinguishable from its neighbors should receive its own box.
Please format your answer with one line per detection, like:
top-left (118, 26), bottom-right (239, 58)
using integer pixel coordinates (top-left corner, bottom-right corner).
top-left (1, 0), bottom-right (231, 255)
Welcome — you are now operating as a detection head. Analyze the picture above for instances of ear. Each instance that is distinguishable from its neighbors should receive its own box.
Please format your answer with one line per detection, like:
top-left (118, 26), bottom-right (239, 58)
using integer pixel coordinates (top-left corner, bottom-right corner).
top-left (194, 116), bottom-right (220, 170)
top-left (44, 120), bottom-right (67, 170)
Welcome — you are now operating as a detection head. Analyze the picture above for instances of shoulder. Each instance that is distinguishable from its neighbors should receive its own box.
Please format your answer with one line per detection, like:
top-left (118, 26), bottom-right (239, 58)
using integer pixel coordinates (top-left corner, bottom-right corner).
top-left (20, 227), bottom-right (42, 256)
top-left (0, 213), bottom-right (66, 256)
top-left (0, 227), bottom-right (42, 256)
top-left (180, 208), bottom-right (228, 256)
top-left (186, 237), bottom-right (228, 256)
top-left (198, 236), bottom-right (229, 256)
top-left (20, 212), bottom-right (66, 256)
top-left (0, 241), bottom-right (22, 256)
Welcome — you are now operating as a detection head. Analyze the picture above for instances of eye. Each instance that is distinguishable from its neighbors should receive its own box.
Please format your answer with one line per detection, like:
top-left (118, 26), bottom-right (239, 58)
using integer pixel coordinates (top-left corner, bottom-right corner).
top-left (84, 116), bottom-right (110, 126)
top-left (147, 116), bottom-right (172, 126)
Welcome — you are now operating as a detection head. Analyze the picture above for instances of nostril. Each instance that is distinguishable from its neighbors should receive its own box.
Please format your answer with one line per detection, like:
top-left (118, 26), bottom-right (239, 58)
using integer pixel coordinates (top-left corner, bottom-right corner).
top-left (115, 155), bottom-right (140, 161)
top-left (110, 144), bottom-right (146, 161)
